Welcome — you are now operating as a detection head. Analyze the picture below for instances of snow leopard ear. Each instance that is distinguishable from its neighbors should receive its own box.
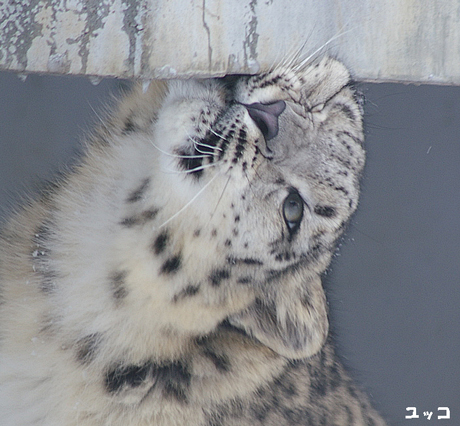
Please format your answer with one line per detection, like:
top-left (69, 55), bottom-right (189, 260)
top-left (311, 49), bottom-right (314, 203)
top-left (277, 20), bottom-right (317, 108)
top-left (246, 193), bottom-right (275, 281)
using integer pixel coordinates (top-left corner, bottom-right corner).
top-left (227, 276), bottom-right (328, 360)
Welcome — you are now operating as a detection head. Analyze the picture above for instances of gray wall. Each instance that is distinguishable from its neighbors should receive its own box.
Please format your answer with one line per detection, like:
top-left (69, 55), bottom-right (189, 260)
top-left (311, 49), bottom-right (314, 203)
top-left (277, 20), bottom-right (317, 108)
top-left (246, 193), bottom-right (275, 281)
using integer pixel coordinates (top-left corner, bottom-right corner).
top-left (0, 71), bottom-right (458, 425)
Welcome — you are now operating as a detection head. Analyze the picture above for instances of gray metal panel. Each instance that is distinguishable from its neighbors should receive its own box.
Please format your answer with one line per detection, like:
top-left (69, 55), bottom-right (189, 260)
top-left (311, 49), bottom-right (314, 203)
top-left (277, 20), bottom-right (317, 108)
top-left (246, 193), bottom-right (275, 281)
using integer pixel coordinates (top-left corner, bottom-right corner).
top-left (1, 0), bottom-right (460, 84)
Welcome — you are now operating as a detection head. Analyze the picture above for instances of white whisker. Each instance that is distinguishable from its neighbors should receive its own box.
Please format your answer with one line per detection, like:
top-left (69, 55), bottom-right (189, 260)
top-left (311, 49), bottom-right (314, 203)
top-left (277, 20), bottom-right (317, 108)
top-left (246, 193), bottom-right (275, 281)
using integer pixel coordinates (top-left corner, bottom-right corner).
top-left (192, 141), bottom-right (219, 157)
top-left (161, 160), bottom-right (223, 175)
top-left (209, 175), bottom-right (231, 222)
top-left (158, 172), bottom-right (221, 229)
top-left (294, 28), bottom-right (356, 71)
top-left (202, 125), bottom-right (229, 147)
top-left (194, 138), bottom-right (223, 152)
top-left (150, 140), bottom-right (212, 160)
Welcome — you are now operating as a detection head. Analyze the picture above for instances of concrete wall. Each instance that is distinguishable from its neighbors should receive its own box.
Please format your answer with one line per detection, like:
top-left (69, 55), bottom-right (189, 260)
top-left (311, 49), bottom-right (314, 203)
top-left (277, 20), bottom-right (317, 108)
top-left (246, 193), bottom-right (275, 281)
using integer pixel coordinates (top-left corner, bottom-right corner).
top-left (2, 0), bottom-right (460, 84)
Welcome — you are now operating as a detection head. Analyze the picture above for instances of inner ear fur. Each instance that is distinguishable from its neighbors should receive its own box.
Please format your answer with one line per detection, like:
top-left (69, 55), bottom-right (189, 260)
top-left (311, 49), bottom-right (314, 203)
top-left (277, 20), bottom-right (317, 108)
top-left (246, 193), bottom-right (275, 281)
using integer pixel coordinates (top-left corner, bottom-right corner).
top-left (228, 275), bottom-right (328, 360)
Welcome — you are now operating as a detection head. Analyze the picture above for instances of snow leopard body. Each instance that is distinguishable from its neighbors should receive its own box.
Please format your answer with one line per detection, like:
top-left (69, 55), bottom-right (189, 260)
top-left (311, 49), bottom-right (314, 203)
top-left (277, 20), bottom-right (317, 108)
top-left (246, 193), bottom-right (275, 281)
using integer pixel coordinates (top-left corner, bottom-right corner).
top-left (0, 56), bottom-right (387, 425)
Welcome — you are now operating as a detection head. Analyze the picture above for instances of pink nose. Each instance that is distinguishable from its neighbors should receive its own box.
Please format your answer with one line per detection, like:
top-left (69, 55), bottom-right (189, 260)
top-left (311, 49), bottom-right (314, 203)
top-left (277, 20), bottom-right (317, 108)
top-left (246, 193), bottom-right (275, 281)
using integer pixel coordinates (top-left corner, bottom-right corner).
top-left (243, 100), bottom-right (286, 141)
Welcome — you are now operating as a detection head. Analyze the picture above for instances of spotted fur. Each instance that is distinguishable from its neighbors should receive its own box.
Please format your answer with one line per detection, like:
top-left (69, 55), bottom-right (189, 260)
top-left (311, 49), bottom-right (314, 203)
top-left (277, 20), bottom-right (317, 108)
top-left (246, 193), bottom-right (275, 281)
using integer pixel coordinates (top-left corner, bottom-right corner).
top-left (0, 57), bottom-right (386, 425)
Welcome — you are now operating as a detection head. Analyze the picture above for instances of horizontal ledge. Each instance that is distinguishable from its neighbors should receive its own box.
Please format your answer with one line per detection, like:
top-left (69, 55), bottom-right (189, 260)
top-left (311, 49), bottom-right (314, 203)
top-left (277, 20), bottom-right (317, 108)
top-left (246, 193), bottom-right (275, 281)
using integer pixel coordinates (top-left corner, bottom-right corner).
top-left (2, 0), bottom-right (460, 85)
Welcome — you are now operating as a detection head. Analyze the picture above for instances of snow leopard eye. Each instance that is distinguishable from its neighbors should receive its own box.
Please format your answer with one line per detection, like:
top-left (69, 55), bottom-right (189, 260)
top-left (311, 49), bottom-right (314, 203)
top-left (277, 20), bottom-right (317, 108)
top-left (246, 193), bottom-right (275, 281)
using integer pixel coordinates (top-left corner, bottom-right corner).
top-left (283, 191), bottom-right (304, 233)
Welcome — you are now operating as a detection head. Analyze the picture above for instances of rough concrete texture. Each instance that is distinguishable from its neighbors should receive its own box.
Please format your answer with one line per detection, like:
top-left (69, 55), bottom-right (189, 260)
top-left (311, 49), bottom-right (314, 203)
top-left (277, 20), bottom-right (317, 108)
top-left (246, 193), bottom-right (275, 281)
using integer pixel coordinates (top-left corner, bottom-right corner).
top-left (1, 0), bottom-right (460, 84)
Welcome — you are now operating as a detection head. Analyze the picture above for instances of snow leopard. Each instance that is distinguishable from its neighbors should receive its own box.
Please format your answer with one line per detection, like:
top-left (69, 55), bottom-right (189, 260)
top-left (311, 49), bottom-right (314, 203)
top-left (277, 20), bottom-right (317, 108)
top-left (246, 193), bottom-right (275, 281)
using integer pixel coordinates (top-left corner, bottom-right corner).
top-left (0, 56), bottom-right (387, 425)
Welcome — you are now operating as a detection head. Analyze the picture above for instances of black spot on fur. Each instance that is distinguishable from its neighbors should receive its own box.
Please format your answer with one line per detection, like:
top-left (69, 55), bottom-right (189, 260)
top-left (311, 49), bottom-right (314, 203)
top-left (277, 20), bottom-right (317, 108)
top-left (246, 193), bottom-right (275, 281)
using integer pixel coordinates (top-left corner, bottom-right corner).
top-left (122, 116), bottom-right (136, 134)
top-left (314, 205), bottom-right (336, 218)
top-left (76, 333), bottom-right (100, 364)
top-left (274, 177), bottom-right (286, 185)
top-left (224, 239), bottom-right (232, 247)
top-left (202, 349), bottom-right (231, 372)
top-left (274, 251), bottom-right (292, 262)
top-left (110, 270), bottom-right (128, 300)
top-left (105, 360), bottom-right (191, 403)
top-left (120, 216), bottom-right (138, 227)
top-left (300, 293), bottom-right (314, 310)
top-left (273, 375), bottom-right (298, 397)
top-left (157, 361), bottom-right (191, 403)
top-left (141, 209), bottom-right (159, 221)
top-left (193, 229), bottom-right (201, 237)
top-left (105, 362), bottom-right (152, 393)
top-left (172, 284), bottom-right (200, 302)
top-left (209, 269), bottom-right (230, 287)
top-left (226, 256), bottom-right (263, 266)
top-left (336, 103), bottom-right (356, 121)
top-left (236, 276), bottom-right (252, 284)
top-left (120, 209), bottom-right (159, 227)
top-left (334, 186), bottom-right (349, 196)
top-left (153, 231), bottom-right (169, 255)
top-left (126, 178), bottom-right (150, 203)
top-left (160, 254), bottom-right (182, 274)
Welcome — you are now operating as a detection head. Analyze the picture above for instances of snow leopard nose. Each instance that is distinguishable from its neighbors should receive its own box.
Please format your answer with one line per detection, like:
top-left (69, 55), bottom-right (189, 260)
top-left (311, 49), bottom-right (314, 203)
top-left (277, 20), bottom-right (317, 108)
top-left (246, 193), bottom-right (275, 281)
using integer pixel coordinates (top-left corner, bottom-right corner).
top-left (243, 100), bottom-right (286, 141)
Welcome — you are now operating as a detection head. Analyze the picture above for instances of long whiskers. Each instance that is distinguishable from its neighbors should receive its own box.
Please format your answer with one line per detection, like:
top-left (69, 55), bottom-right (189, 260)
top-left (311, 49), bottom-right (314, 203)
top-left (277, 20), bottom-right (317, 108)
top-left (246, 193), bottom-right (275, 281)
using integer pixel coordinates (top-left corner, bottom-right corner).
top-left (272, 22), bottom-right (357, 73)
top-left (193, 138), bottom-right (222, 152)
top-left (202, 125), bottom-right (230, 146)
top-left (161, 160), bottom-right (224, 175)
top-left (292, 28), bottom-right (355, 72)
top-left (150, 140), bottom-right (211, 160)
top-left (191, 139), bottom-right (219, 157)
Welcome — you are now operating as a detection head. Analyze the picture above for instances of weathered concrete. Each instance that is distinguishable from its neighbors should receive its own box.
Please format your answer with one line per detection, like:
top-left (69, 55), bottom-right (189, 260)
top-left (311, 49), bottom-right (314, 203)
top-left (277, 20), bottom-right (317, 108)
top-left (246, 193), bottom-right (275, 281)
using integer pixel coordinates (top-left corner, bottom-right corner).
top-left (1, 0), bottom-right (460, 84)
